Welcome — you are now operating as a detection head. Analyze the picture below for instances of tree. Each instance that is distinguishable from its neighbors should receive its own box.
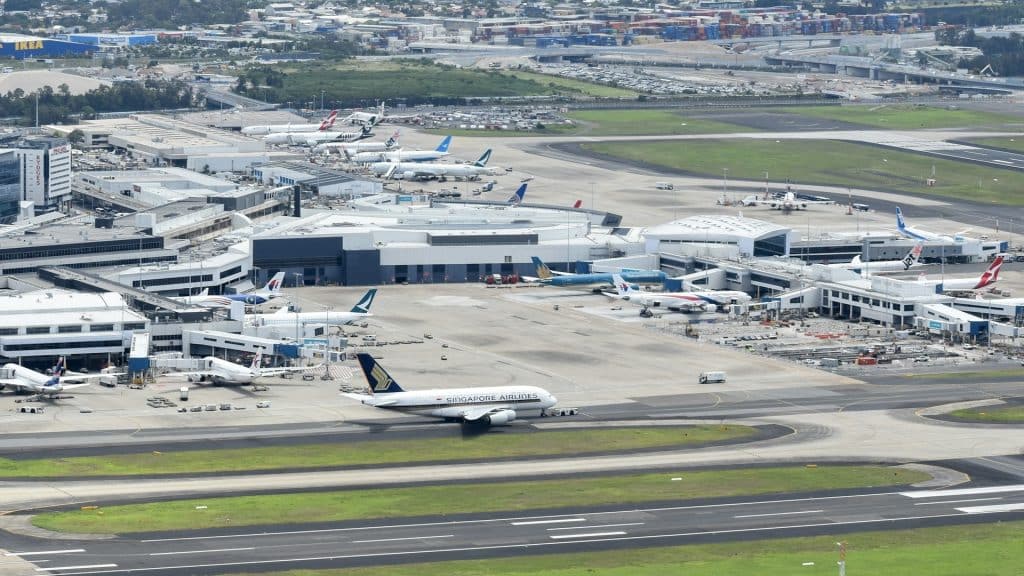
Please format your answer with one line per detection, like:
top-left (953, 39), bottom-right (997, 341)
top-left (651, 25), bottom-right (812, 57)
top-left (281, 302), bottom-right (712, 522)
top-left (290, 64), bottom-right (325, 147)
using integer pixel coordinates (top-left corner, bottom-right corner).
top-left (68, 129), bottom-right (85, 145)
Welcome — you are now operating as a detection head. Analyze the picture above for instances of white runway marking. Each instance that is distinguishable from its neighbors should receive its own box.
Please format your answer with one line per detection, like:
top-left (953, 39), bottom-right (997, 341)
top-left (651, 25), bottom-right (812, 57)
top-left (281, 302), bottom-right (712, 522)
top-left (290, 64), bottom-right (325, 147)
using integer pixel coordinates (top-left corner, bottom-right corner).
top-left (511, 518), bottom-right (586, 526)
top-left (900, 484), bottom-right (1024, 499)
top-left (149, 547), bottom-right (255, 556)
top-left (6, 550), bottom-right (85, 557)
top-left (351, 535), bottom-right (454, 544)
top-left (956, 503), bottom-right (1024, 514)
top-left (550, 531), bottom-right (627, 540)
top-left (547, 522), bottom-right (644, 531)
top-left (36, 564), bottom-right (117, 572)
top-left (913, 497), bottom-right (1003, 506)
top-left (734, 509), bottom-right (823, 519)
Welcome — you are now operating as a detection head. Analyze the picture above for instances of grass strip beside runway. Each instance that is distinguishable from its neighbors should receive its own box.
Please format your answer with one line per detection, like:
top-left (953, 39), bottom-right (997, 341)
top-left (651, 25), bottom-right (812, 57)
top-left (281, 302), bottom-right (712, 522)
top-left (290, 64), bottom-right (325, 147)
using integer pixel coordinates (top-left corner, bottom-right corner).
top-left (0, 426), bottom-right (757, 478)
top-left (777, 104), bottom-right (1023, 130)
top-left (31, 465), bottom-right (928, 534)
top-left (949, 405), bottom-right (1024, 423)
top-left (582, 139), bottom-right (1024, 204)
top-left (965, 137), bottom-right (1024, 154)
top-left (426, 109), bottom-right (748, 137)
top-left (225, 521), bottom-right (1024, 576)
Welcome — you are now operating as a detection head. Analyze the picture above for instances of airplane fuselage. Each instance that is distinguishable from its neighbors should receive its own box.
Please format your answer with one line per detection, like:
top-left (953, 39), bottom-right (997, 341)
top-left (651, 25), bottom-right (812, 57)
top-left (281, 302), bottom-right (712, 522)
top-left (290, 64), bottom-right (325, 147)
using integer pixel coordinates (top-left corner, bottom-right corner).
top-left (361, 385), bottom-right (557, 419)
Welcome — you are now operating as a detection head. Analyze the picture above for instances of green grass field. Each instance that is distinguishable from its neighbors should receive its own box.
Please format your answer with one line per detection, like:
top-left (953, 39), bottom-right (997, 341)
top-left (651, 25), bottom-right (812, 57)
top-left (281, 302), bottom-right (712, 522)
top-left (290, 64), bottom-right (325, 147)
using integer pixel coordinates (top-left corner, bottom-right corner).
top-left (499, 70), bottom-right (638, 98)
top-left (427, 108), bottom-right (748, 137)
top-left (966, 137), bottom-right (1024, 154)
top-left (778, 104), bottom-right (1024, 130)
top-left (226, 521), bottom-right (1024, 576)
top-left (32, 465), bottom-right (927, 534)
top-left (949, 404), bottom-right (1024, 423)
top-left (0, 426), bottom-right (756, 478)
top-left (581, 139), bottom-right (1024, 204)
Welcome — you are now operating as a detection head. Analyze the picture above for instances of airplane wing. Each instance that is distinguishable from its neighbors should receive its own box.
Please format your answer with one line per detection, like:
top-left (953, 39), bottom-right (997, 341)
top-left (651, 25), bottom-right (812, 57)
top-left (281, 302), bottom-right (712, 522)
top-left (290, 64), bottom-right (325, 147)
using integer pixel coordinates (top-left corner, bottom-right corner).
top-left (340, 392), bottom-right (400, 407)
top-left (460, 405), bottom-right (514, 422)
top-left (56, 383), bottom-right (92, 391)
top-left (0, 378), bottom-right (24, 388)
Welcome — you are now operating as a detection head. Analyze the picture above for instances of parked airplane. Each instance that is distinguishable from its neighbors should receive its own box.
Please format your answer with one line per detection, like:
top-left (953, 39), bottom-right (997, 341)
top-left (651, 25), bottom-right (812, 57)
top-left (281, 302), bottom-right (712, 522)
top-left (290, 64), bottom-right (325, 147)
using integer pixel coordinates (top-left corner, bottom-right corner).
top-left (348, 135), bottom-right (452, 163)
top-left (916, 255), bottom-right (1004, 292)
top-left (314, 130), bottom-right (401, 155)
top-left (247, 289), bottom-right (376, 327)
top-left (828, 244), bottom-right (923, 274)
top-left (264, 125), bottom-right (372, 146)
top-left (0, 357), bottom-right (116, 397)
top-left (740, 191), bottom-right (831, 212)
top-left (609, 274), bottom-right (752, 313)
top-left (344, 353), bottom-right (557, 426)
top-left (526, 257), bottom-right (667, 287)
top-left (242, 110), bottom-right (338, 136)
top-left (342, 103), bottom-right (420, 126)
top-left (170, 273), bottom-right (286, 308)
top-left (896, 207), bottom-right (970, 243)
top-left (506, 182), bottom-right (527, 206)
top-left (370, 149), bottom-right (494, 181)
top-left (180, 350), bottom-right (320, 386)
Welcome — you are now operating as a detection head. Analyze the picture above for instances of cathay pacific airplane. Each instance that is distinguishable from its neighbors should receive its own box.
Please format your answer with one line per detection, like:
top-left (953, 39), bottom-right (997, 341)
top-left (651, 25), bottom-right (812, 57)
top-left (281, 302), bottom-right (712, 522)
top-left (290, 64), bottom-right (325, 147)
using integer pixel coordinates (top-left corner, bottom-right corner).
top-left (343, 353), bottom-right (557, 426)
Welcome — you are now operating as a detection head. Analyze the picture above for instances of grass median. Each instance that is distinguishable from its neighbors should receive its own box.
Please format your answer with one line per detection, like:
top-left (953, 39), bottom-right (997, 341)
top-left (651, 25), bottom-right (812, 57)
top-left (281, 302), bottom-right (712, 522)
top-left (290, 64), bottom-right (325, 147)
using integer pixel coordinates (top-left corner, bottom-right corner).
top-left (32, 465), bottom-right (928, 534)
top-left (0, 426), bottom-right (757, 478)
top-left (778, 104), bottom-right (1024, 130)
top-left (224, 521), bottom-right (1024, 576)
top-left (949, 404), bottom-right (1024, 423)
top-left (966, 137), bottom-right (1024, 154)
top-left (427, 109), bottom-right (747, 137)
top-left (581, 139), bottom-right (1024, 204)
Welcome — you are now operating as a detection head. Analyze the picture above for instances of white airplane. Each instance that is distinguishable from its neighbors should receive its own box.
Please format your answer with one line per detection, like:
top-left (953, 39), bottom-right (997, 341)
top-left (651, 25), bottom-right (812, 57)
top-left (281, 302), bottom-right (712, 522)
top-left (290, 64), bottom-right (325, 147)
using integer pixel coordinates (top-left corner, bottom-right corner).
top-left (371, 149), bottom-right (494, 181)
top-left (740, 190), bottom-right (832, 212)
top-left (170, 273), bottom-right (286, 309)
top-left (314, 130), bottom-right (401, 155)
top-left (179, 350), bottom-right (320, 386)
top-left (896, 207), bottom-right (971, 243)
top-left (827, 243), bottom-right (923, 275)
top-left (348, 135), bottom-right (452, 163)
top-left (242, 110), bottom-right (338, 136)
top-left (247, 289), bottom-right (376, 327)
top-left (608, 274), bottom-right (752, 313)
top-left (342, 103), bottom-right (420, 126)
top-left (0, 357), bottom-right (117, 398)
top-left (264, 125), bottom-right (372, 146)
top-left (915, 255), bottom-right (1004, 292)
top-left (343, 353), bottom-right (557, 426)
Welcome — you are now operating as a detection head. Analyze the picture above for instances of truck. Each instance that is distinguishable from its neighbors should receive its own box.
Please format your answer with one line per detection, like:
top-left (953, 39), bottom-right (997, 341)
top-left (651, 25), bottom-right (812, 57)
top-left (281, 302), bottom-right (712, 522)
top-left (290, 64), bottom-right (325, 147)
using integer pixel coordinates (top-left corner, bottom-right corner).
top-left (699, 371), bottom-right (727, 384)
top-left (655, 182), bottom-right (674, 190)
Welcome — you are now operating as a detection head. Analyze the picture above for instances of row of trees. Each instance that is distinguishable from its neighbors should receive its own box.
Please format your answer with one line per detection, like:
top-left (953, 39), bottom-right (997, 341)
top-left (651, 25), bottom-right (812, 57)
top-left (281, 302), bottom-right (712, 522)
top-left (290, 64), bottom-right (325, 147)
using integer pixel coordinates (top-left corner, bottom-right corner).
top-left (938, 28), bottom-right (1024, 76)
top-left (0, 80), bottom-right (193, 125)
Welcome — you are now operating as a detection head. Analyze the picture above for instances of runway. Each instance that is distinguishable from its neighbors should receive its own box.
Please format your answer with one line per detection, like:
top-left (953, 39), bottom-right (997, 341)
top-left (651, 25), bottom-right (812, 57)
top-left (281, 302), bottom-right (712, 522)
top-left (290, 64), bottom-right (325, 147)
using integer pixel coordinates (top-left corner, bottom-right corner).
top-left (4, 480), bottom-right (1023, 575)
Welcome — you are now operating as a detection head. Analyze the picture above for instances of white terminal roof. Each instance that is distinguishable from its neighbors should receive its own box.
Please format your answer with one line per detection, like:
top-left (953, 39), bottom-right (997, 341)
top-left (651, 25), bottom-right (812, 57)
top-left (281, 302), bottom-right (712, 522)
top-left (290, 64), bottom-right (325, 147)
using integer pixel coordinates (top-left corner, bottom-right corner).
top-left (0, 290), bottom-right (147, 327)
top-left (644, 215), bottom-right (791, 242)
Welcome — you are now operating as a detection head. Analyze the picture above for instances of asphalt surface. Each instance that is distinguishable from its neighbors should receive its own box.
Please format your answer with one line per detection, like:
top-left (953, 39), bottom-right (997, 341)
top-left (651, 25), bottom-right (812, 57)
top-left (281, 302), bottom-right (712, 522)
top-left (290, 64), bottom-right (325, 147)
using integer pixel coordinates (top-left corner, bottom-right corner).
top-left (4, 475), bottom-right (1022, 575)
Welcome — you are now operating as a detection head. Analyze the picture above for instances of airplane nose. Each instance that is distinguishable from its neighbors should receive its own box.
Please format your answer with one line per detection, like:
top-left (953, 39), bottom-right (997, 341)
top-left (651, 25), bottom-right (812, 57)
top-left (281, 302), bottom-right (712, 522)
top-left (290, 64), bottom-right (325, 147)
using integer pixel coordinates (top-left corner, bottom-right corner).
top-left (549, 394), bottom-right (558, 405)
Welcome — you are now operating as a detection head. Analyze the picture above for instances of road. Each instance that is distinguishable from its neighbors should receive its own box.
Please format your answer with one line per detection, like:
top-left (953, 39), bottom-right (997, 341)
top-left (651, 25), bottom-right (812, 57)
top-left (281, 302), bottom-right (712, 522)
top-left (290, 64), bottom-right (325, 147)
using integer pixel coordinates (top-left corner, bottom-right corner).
top-left (4, 480), bottom-right (1022, 575)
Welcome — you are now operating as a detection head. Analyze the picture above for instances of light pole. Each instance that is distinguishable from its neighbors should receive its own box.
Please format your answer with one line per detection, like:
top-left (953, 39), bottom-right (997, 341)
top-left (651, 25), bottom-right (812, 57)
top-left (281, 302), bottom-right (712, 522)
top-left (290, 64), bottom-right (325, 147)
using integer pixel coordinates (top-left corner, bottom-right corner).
top-left (722, 168), bottom-right (729, 203)
top-left (320, 90), bottom-right (325, 113)
top-left (292, 272), bottom-right (303, 342)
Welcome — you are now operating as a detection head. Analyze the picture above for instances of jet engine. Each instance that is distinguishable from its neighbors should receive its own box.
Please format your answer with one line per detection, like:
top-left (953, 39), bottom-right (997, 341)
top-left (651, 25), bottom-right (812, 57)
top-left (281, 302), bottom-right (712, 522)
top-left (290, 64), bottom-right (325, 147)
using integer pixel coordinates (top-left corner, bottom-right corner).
top-left (481, 410), bottom-right (516, 426)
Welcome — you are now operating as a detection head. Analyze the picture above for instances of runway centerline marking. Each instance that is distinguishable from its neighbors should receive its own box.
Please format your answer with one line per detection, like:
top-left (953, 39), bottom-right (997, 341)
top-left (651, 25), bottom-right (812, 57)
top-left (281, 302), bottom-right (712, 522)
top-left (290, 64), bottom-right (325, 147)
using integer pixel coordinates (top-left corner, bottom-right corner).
top-left (511, 518), bottom-right (586, 526)
top-left (899, 484), bottom-right (1024, 499)
top-left (149, 547), bottom-right (255, 556)
top-left (35, 564), bottom-right (117, 572)
top-left (547, 522), bottom-right (644, 531)
top-left (913, 497), bottom-right (1003, 506)
top-left (957, 503), bottom-right (1024, 514)
top-left (6, 550), bottom-right (85, 557)
top-left (351, 535), bottom-right (455, 544)
top-left (734, 509), bottom-right (824, 519)
top-left (550, 531), bottom-right (627, 540)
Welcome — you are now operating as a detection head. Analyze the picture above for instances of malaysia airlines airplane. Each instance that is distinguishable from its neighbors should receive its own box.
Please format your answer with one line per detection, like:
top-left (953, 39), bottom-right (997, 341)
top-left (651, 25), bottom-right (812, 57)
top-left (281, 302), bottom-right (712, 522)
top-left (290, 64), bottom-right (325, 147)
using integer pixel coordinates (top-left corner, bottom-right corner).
top-left (344, 353), bottom-right (557, 426)
top-left (314, 130), bottom-right (401, 155)
top-left (827, 244), bottom-right (923, 275)
top-left (0, 357), bottom-right (117, 397)
top-left (171, 273), bottom-right (286, 309)
top-left (264, 125), bottom-right (372, 146)
top-left (242, 110), bottom-right (338, 136)
top-left (609, 274), bottom-right (752, 313)
top-left (896, 207), bottom-right (970, 243)
top-left (371, 149), bottom-right (494, 181)
top-left (178, 350), bottom-right (320, 386)
top-left (247, 289), bottom-right (376, 327)
top-left (348, 135), bottom-right (452, 163)
top-left (916, 255), bottom-right (1004, 292)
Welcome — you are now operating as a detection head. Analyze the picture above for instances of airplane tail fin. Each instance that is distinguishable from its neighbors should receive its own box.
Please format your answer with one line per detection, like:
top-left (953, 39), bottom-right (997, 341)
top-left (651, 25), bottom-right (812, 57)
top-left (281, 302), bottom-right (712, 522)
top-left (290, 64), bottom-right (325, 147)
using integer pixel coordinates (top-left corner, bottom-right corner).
top-left (896, 207), bottom-right (907, 233)
top-left (350, 288), bottom-right (377, 314)
top-left (385, 130), bottom-right (401, 148)
top-left (902, 243), bottom-right (923, 270)
top-left (507, 183), bottom-right (527, 206)
top-left (611, 274), bottom-right (637, 298)
top-left (53, 356), bottom-right (66, 377)
top-left (573, 199), bottom-right (582, 209)
top-left (356, 353), bottom-right (404, 394)
top-left (531, 256), bottom-right (553, 280)
top-left (359, 125), bottom-right (372, 138)
top-left (262, 272), bottom-right (286, 294)
top-left (325, 109), bottom-right (338, 128)
top-left (474, 149), bottom-right (492, 167)
top-left (251, 349), bottom-right (263, 371)
top-left (975, 255), bottom-right (1004, 288)
top-left (435, 135), bottom-right (453, 153)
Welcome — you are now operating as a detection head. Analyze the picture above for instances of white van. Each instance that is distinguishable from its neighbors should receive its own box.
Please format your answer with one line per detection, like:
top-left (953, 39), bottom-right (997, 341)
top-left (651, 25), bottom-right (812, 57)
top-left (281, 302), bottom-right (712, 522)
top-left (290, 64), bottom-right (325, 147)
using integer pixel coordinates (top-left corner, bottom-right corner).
top-left (655, 182), bottom-right (674, 190)
top-left (699, 371), bottom-right (727, 384)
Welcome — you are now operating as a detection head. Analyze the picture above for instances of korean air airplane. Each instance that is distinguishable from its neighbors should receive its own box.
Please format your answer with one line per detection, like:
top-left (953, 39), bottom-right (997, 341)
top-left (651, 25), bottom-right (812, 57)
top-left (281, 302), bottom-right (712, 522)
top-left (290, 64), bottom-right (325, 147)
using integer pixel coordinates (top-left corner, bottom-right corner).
top-left (344, 353), bottom-right (557, 426)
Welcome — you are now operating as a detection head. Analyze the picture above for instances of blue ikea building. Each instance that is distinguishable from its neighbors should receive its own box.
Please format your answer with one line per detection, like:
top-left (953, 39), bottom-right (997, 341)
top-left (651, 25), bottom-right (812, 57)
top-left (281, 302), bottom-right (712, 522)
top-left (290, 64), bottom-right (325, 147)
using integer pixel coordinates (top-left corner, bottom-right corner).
top-left (0, 35), bottom-right (96, 59)
top-left (65, 33), bottom-right (158, 47)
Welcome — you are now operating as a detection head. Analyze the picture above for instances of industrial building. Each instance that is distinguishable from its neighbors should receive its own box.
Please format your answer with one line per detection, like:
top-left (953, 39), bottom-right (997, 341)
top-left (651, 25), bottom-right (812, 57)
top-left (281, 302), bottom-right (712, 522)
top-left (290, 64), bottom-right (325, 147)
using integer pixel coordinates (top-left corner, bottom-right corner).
top-left (252, 162), bottom-right (382, 198)
top-left (60, 33), bottom-right (158, 47)
top-left (0, 34), bottom-right (95, 59)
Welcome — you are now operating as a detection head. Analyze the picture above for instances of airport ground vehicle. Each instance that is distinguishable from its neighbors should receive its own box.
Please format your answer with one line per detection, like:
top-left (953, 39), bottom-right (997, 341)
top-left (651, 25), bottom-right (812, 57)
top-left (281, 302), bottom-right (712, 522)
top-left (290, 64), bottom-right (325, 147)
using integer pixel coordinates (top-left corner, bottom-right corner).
top-left (655, 182), bottom-right (674, 190)
top-left (699, 371), bottom-right (727, 384)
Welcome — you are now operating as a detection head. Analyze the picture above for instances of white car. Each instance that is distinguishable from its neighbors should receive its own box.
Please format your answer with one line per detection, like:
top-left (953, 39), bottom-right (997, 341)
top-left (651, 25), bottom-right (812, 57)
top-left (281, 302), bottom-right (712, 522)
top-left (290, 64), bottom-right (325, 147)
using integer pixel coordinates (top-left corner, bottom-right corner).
top-left (256, 401), bottom-right (271, 409)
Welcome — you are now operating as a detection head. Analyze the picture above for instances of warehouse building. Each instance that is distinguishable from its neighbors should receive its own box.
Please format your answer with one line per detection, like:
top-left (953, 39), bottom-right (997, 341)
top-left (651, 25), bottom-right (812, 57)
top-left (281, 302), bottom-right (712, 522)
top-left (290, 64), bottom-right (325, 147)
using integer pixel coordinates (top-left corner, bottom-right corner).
top-left (0, 34), bottom-right (95, 59)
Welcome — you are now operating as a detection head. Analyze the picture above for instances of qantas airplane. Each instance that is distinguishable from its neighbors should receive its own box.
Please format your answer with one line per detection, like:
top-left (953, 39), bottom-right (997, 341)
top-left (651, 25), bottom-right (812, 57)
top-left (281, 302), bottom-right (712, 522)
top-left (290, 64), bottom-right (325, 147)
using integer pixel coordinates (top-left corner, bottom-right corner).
top-left (264, 125), bottom-right (372, 146)
top-left (343, 353), bottom-right (557, 426)
top-left (916, 255), bottom-right (1004, 292)
top-left (170, 273), bottom-right (286, 309)
top-left (609, 274), bottom-right (752, 313)
top-left (242, 110), bottom-right (338, 136)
